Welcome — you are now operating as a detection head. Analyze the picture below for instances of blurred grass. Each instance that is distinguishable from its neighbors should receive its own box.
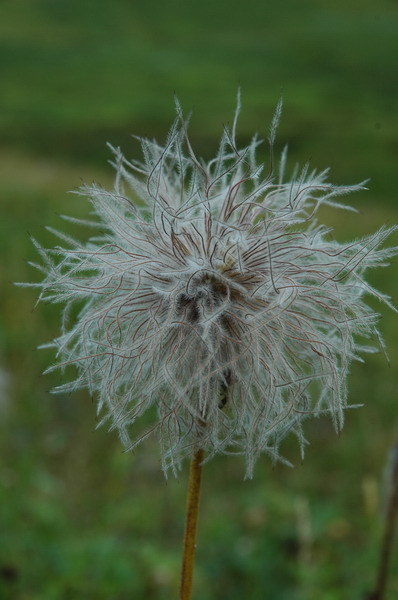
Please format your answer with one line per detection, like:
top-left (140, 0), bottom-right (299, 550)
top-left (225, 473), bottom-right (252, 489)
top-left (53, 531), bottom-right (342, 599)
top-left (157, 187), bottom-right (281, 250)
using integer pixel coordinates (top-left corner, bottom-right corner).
top-left (1, 0), bottom-right (398, 598)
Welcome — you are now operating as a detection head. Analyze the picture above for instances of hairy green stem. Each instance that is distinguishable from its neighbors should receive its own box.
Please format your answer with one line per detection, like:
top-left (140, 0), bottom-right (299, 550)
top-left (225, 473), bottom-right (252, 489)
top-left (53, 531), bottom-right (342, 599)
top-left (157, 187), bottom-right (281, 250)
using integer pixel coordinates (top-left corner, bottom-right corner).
top-left (179, 447), bottom-right (204, 600)
top-left (368, 444), bottom-right (398, 600)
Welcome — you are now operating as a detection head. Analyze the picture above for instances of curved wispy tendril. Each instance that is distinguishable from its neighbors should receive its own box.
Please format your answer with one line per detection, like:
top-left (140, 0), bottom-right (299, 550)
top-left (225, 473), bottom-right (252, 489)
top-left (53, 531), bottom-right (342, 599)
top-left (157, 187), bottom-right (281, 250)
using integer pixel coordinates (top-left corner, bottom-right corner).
top-left (24, 98), bottom-right (397, 476)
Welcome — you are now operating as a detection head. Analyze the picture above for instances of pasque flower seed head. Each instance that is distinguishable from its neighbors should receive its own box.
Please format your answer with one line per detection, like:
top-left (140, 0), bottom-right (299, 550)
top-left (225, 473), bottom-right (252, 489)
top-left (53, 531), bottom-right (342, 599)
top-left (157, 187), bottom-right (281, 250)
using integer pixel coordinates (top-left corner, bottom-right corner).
top-left (26, 98), bottom-right (397, 476)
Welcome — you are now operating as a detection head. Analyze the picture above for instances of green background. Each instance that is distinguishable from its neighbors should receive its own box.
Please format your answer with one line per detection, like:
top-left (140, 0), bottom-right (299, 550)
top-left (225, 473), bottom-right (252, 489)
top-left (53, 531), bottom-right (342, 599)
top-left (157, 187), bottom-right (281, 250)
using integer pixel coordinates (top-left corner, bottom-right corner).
top-left (1, 0), bottom-right (398, 598)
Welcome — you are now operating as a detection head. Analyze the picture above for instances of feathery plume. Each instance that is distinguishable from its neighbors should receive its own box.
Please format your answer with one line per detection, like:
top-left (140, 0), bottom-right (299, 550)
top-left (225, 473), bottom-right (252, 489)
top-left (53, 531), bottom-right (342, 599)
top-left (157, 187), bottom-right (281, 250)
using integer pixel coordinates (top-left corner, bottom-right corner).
top-left (23, 99), bottom-right (397, 476)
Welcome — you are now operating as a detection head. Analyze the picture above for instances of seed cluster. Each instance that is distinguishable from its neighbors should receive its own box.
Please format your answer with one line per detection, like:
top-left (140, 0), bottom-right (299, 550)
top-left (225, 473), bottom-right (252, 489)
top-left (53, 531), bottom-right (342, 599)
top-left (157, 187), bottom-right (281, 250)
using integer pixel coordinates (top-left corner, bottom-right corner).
top-left (27, 100), bottom-right (397, 476)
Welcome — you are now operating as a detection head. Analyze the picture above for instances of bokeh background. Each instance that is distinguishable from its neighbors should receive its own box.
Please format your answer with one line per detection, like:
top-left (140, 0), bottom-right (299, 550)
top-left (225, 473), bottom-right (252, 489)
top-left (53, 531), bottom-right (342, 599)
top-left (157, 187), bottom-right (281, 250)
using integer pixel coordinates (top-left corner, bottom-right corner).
top-left (1, 1), bottom-right (398, 598)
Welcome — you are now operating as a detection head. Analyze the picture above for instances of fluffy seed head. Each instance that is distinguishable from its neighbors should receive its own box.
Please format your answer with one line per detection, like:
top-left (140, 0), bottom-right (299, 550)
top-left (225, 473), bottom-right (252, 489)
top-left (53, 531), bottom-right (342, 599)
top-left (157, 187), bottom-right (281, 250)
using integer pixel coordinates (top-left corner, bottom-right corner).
top-left (26, 98), bottom-right (397, 476)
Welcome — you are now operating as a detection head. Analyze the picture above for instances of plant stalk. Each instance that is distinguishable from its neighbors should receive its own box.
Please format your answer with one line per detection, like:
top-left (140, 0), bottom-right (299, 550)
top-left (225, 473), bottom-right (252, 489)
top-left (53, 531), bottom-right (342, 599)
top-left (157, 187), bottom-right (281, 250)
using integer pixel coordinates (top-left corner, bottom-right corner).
top-left (179, 447), bottom-right (204, 600)
top-left (367, 443), bottom-right (398, 600)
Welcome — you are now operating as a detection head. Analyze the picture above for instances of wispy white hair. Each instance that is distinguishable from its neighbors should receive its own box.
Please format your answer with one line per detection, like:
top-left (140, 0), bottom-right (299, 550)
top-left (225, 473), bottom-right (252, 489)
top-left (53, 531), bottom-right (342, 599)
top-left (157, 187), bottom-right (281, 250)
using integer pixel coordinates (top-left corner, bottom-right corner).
top-left (24, 98), bottom-right (397, 476)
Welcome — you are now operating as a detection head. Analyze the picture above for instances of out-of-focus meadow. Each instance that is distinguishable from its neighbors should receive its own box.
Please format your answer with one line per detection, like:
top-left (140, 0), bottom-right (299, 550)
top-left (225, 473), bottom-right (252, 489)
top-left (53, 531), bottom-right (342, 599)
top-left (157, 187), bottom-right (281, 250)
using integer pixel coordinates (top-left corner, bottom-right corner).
top-left (1, 1), bottom-right (398, 598)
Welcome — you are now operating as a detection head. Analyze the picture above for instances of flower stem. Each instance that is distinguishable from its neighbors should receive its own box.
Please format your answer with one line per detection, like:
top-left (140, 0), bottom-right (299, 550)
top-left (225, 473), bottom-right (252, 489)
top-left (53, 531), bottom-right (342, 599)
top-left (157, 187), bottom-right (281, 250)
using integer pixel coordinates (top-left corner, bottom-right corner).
top-left (367, 443), bottom-right (398, 600)
top-left (179, 447), bottom-right (204, 600)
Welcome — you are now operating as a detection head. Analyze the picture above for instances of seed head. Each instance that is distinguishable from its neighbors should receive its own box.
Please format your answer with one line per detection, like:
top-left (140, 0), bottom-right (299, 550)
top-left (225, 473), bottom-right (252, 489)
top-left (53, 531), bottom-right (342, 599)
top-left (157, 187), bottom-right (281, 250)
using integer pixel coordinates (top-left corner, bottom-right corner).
top-left (26, 98), bottom-right (397, 476)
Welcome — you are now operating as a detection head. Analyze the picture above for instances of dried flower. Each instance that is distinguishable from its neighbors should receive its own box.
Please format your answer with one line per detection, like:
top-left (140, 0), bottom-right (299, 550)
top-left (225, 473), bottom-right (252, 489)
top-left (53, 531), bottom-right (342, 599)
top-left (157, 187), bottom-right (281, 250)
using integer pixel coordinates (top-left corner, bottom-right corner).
top-left (25, 98), bottom-right (397, 476)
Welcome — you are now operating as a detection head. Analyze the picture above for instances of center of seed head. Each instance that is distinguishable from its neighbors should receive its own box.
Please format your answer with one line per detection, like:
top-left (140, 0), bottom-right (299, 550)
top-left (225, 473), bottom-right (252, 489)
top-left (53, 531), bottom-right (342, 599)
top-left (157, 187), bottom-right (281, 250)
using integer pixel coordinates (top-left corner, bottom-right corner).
top-left (176, 273), bottom-right (230, 324)
top-left (176, 293), bottom-right (201, 323)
